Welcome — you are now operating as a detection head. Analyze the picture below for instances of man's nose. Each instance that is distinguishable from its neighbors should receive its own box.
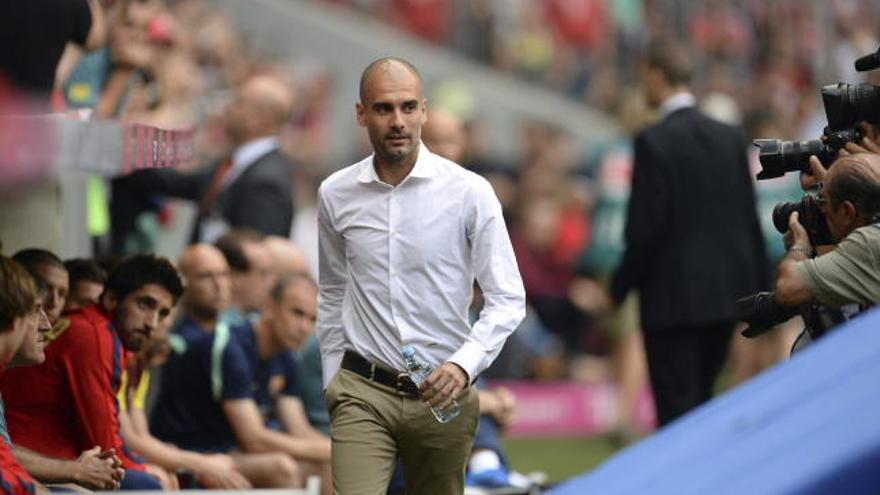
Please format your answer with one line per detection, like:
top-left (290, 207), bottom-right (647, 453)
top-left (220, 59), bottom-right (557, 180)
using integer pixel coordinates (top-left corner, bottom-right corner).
top-left (37, 308), bottom-right (51, 332)
top-left (390, 108), bottom-right (405, 129)
top-left (146, 312), bottom-right (160, 334)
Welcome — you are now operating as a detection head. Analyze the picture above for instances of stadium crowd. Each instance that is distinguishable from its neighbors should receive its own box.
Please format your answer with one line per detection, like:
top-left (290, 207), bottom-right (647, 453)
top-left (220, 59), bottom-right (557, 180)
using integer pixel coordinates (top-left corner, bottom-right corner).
top-left (1, 0), bottom-right (879, 493)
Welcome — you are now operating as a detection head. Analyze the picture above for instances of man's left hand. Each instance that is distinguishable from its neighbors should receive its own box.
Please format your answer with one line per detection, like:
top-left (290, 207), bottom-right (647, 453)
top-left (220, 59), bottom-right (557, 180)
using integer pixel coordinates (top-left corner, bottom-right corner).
top-left (420, 362), bottom-right (468, 409)
top-left (784, 211), bottom-right (813, 255)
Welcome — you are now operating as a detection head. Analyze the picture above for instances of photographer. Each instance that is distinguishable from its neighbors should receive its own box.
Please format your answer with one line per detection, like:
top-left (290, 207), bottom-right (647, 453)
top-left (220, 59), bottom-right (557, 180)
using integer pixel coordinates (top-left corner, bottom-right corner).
top-left (775, 153), bottom-right (880, 308)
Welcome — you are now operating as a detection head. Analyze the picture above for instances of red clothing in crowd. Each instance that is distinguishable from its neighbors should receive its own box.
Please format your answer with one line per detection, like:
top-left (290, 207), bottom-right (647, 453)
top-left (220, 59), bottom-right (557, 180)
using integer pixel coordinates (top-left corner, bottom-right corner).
top-left (0, 305), bottom-right (144, 470)
top-left (0, 369), bottom-right (35, 495)
top-left (0, 440), bottom-right (34, 495)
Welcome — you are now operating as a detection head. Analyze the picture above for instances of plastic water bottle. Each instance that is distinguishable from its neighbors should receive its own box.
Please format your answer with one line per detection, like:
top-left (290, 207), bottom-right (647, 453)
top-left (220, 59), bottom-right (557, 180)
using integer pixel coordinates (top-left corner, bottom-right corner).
top-left (401, 346), bottom-right (461, 423)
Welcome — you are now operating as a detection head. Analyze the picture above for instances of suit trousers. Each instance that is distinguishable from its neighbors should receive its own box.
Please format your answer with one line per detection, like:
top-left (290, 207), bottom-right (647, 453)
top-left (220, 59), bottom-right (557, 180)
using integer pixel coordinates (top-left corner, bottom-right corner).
top-left (326, 368), bottom-right (479, 495)
top-left (643, 322), bottom-right (733, 427)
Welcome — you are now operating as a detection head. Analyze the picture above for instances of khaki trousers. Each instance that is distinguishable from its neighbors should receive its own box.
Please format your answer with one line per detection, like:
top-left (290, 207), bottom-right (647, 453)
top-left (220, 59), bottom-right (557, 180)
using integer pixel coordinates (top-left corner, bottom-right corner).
top-left (326, 368), bottom-right (479, 495)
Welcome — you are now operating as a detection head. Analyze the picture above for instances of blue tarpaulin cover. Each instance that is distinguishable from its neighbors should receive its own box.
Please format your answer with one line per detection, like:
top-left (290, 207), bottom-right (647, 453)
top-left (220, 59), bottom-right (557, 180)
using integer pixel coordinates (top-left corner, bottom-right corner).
top-left (550, 307), bottom-right (880, 495)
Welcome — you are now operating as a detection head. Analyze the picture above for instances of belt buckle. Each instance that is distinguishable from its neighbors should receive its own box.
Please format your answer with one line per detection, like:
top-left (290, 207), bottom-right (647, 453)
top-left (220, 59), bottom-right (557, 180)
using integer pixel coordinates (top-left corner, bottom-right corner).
top-left (369, 363), bottom-right (377, 381)
top-left (397, 372), bottom-right (415, 397)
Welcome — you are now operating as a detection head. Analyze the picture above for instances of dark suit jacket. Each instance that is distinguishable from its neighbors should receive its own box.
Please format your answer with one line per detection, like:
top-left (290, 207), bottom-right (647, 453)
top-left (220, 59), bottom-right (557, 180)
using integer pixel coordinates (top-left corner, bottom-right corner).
top-left (610, 107), bottom-right (768, 331)
top-left (114, 148), bottom-right (295, 247)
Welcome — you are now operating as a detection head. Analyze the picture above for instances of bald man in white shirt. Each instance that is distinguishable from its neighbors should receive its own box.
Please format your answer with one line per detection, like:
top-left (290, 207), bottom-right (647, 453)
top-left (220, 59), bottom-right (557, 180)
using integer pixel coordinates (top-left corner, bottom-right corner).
top-left (315, 58), bottom-right (525, 495)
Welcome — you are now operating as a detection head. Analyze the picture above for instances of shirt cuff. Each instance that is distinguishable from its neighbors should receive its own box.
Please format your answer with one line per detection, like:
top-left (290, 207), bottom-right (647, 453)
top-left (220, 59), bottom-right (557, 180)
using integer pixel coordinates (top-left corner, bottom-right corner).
top-left (446, 342), bottom-right (486, 384)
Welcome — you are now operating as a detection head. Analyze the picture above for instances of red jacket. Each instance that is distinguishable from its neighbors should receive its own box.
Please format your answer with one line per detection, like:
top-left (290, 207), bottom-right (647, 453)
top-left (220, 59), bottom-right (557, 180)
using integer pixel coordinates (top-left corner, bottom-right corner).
top-left (0, 305), bottom-right (144, 470)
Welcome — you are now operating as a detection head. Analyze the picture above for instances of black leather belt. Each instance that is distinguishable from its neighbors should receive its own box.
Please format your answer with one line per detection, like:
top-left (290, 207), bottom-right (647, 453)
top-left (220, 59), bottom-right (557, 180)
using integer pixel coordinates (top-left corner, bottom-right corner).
top-left (341, 350), bottom-right (420, 397)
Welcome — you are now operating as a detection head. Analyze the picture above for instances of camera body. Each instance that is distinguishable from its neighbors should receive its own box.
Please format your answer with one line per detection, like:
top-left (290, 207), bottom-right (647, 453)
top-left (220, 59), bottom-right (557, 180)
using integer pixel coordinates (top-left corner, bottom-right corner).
top-left (771, 194), bottom-right (833, 246)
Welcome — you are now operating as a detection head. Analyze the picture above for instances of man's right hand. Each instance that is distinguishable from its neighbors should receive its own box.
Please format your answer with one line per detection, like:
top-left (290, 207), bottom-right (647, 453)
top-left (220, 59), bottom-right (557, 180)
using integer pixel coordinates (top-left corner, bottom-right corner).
top-left (72, 447), bottom-right (123, 490)
top-left (800, 155), bottom-right (828, 191)
top-left (195, 454), bottom-right (252, 490)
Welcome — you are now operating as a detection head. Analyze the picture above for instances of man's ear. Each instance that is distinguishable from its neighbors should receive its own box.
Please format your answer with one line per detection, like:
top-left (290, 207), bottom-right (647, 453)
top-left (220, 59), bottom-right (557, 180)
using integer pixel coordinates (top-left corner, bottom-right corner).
top-left (842, 200), bottom-right (859, 223)
top-left (420, 98), bottom-right (428, 125)
top-left (355, 102), bottom-right (366, 127)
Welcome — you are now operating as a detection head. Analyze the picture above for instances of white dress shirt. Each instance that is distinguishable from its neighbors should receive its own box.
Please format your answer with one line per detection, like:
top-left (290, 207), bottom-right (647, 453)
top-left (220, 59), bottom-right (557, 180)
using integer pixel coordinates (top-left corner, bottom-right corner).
top-left (659, 91), bottom-right (696, 119)
top-left (316, 143), bottom-right (526, 388)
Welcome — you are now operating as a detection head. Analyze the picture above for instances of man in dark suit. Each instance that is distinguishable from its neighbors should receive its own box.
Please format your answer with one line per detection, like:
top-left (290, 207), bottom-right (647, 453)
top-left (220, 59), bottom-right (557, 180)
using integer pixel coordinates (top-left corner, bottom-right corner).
top-left (611, 39), bottom-right (767, 427)
top-left (113, 74), bottom-right (296, 249)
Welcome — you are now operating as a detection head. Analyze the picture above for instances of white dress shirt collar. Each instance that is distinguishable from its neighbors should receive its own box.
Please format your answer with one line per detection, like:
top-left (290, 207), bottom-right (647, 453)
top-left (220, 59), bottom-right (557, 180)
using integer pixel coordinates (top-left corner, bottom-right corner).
top-left (659, 91), bottom-right (696, 119)
top-left (357, 142), bottom-right (438, 185)
top-left (223, 136), bottom-right (279, 188)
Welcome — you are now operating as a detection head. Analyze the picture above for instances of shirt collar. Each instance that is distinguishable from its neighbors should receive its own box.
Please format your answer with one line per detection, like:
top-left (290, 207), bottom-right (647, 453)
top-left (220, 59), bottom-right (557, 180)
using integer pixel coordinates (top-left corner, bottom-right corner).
top-left (659, 91), bottom-right (696, 118)
top-left (357, 142), bottom-right (437, 184)
top-left (232, 136), bottom-right (279, 169)
top-left (223, 136), bottom-right (279, 187)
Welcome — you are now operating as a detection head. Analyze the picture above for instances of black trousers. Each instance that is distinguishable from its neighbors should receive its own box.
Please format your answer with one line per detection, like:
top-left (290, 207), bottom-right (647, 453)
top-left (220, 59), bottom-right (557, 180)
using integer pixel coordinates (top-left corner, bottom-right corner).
top-left (643, 322), bottom-right (733, 427)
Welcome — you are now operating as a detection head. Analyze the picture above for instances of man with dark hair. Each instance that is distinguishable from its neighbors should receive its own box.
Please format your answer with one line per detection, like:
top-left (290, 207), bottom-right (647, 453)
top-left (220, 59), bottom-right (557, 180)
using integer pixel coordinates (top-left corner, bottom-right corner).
top-left (317, 57), bottom-right (525, 494)
top-left (611, 39), bottom-right (767, 427)
top-left (11, 249), bottom-right (68, 326)
top-left (214, 229), bottom-right (274, 326)
top-left (0, 254), bottom-right (183, 490)
top-left (775, 153), bottom-right (880, 307)
top-left (63, 258), bottom-right (107, 312)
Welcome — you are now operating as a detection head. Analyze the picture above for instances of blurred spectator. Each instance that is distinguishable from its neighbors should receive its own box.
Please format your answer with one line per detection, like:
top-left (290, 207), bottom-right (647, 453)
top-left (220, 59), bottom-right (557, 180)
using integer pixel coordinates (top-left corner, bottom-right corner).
top-left (0, 0), bottom-right (105, 256)
top-left (512, 196), bottom-right (594, 353)
top-left (214, 229), bottom-right (274, 326)
top-left (610, 39), bottom-right (767, 427)
top-left (225, 275), bottom-right (331, 494)
top-left (152, 245), bottom-right (325, 490)
top-left (11, 249), bottom-right (68, 327)
top-left (63, 258), bottom-right (107, 312)
top-left (0, 254), bottom-right (183, 490)
top-left (115, 293), bottom-right (252, 490)
top-left (385, 0), bottom-right (451, 44)
top-left (150, 244), bottom-right (302, 488)
top-left (263, 236), bottom-right (309, 276)
top-left (129, 73), bottom-right (297, 245)
top-left (422, 107), bottom-right (467, 161)
top-left (0, 0), bottom-right (105, 111)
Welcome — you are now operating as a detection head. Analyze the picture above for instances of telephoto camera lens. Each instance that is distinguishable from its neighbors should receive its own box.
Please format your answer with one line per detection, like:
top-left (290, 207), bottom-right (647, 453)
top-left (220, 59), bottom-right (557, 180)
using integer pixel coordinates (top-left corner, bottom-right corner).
top-left (753, 139), bottom-right (826, 180)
